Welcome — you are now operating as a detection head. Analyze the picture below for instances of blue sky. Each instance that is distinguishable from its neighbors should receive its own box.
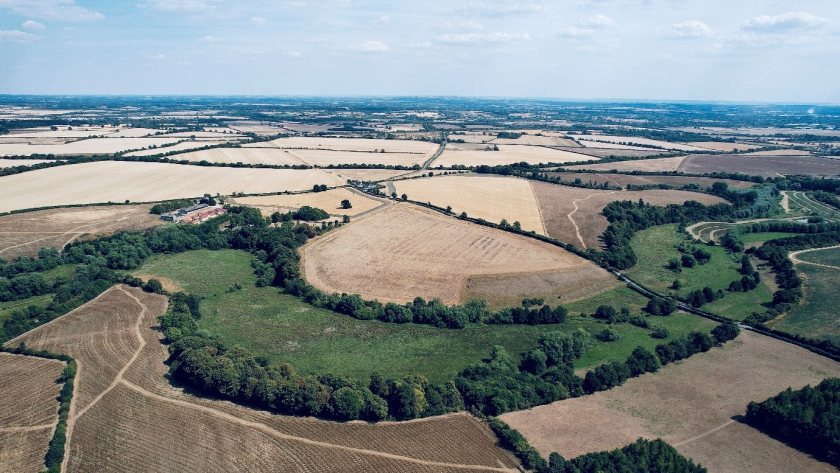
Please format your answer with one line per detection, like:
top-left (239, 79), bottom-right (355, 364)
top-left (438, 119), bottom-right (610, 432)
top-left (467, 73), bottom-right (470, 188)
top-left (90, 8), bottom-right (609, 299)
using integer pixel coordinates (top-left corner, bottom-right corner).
top-left (0, 0), bottom-right (838, 102)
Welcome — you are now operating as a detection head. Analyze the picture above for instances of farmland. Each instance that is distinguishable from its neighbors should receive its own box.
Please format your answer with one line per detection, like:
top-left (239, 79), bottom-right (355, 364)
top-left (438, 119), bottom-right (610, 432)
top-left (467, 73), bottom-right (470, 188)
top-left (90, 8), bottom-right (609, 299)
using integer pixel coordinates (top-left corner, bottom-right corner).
top-left (531, 183), bottom-right (725, 249)
top-left (0, 353), bottom-right (65, 473)
top-left (0, 158), bottom-right (52, 168)
top-left (124, 140), bottom-right (235, 157)
top-left (0, 161), bottom-right (343, 213)
top-left (0, 204), bottom-right (162, 258)
top-left (435, 145), bottom-right (594, 167)
top-left (543, 171), bottom-right (754, 189)
top-left (233, 188), bottom-right (387, 218)
top-left (570, 135), bottom-right (710, 152)
top-left (392, 175), bottom-right (547, 234)
top-left (171, 147), bottom-right (306, 165)
top-left (500, 331), bottom-right (840, 473)
top-left (574, 154), bottom-right (840, 177)
top-left (134, 250), bottom-right (712, 382)
top-left (772, 246), bottom-right (840, 343)
top-left (0, 137), bottom-right (184, 156)
top-left (301, 204), bottom-right (617, 306)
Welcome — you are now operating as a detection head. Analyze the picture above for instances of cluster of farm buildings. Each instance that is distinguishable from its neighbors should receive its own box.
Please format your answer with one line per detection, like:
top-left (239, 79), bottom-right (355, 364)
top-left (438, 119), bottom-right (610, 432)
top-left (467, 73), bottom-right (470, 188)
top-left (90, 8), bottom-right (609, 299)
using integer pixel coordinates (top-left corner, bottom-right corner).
top-left (160, 203), bottom-right (226, 224)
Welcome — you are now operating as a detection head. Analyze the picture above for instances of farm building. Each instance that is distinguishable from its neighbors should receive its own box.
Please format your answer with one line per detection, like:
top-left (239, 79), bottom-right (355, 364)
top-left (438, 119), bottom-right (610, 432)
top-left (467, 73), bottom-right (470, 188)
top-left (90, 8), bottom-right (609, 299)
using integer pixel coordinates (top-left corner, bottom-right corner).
top-left (161, 203), bottom-right (226, 223)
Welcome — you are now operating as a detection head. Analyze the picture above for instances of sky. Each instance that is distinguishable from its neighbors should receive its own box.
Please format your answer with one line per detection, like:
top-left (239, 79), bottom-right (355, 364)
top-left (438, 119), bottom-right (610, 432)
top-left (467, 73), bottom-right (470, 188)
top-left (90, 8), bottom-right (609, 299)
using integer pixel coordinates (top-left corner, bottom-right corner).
top-left (0, 0), bottom-right (838, 103)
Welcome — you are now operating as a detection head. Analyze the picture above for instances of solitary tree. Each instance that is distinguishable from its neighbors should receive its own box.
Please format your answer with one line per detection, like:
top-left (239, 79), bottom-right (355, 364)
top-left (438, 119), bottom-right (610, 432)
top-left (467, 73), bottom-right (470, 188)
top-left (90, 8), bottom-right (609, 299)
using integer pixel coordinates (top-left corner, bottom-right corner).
top-left (340, 199), bottom-right (352, 209)
top-left (401, 193), bottom-right (408, 201)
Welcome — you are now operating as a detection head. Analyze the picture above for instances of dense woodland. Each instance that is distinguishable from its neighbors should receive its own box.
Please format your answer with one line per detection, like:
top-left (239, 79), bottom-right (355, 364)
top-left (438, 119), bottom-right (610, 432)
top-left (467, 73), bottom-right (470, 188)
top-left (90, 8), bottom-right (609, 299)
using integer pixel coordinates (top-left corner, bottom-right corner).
top-left (745, 378), bottom-right (840, 467)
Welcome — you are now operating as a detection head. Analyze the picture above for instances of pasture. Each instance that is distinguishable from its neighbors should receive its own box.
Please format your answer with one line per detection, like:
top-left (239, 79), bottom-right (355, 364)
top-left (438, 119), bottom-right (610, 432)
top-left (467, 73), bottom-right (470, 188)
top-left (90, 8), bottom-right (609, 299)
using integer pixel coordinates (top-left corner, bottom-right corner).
top-left (773, 246), bottom-right (840, 343)
top-left (0, 353), bottom-right (65, 473)
top-left (2, 284), bottom-right (524, 472)
top-left (531, 183), bottom-right (725, 249)
top-left (233, 188), bottom-right (386, 218)
top-left (135, 250), bottom-right (712, 381)
top-left (0, 162), bottom-right (343, 213)
top-left (301, 204), bottom-right (618, 306)
top-left (0, 204), bottom-right (162, 258)
top-left (501, 331), bottom-right (840, 473)
top-left (392, 175), bottom-right (547, 234)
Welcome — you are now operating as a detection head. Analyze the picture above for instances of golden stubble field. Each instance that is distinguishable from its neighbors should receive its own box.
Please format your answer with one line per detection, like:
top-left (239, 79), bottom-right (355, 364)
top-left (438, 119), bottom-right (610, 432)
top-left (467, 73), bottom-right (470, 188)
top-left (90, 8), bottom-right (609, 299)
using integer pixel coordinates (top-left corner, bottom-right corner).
top-left (0, 162), bottom-right (344, 213)
top-left (0, 137), bottom-right (184, 156)
top-left (0, 205), bottom-right (162, 258)
top-left (233, 188), bottom-right (387, 218)
top-left (501, 331), bottom-right (840, 473)
top-left (435, 145), bottom-right (594, 167)
top-left (301, 204), bottom-right (617, 306)
top-left (3, 285), bottom-right (520, 472)
top-left (391, 175), bottom-right (547, 234)
top-left (0, 353), bottom-right (66, 473)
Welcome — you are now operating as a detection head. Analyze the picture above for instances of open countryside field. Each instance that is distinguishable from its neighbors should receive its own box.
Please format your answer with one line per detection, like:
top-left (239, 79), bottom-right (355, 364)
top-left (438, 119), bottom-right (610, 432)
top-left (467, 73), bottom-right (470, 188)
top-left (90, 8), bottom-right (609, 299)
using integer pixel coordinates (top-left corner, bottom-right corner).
top-left (124, 140), bottom-right (235, 157)
top-left (531, 183), bottom-right (725, 249)
top-left (0, 353), bottom-right (65, 473)
top-left (686, 142), bottom-right (761, 152)
top-left (302, 204), bottom-right (617, 306)
top-left (570, 135), bottom-right (710, 152)
top-left (501, 331), bottom-right (840, 473)
top-left (247, 137), bottom-right (438, 154)
top-left (0, 204), bottom-right (162, 258)
top-left (772, 246), bottom-right (840, 343)
top-left (325, 168), bottom-right (409, 182)
top-left (435, 145), bottom-right (594, 167)
top-left (0, 162), bottom-right (343, 213)
top-left (553, 147), bottom-right (666, 159)
top-left (4, 284), bottom-right (522, 473)
top-left (0, 158), bottom-right (53, 168)
top-left (0, 137), bottom-right (183, 156)
top-left (233, 188), bottom-right (386, 218)
top-left (171, 147), bottom-right (306, 165)
top-left (544, 171), bottom-right (754, 189)
top-left (569, 156), bottom-right (686, 172)
top-left (575, 154), bottom-right (840, 177)
top-left (288, 149), bottom-right (429, 166)
top-left (392, 175), bottom-right (547, 234)
top-left (135, 250), bottom-right (712, 381)
top-left (491, 135), bottom-right (579, 147)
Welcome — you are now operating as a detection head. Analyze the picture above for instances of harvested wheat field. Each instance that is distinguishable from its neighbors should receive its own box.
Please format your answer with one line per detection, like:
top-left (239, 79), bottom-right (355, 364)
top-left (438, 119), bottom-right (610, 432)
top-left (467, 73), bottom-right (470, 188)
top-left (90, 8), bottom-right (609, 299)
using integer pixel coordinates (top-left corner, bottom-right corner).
top-left (0, 137), bottom-right (182, 156)
top-left (124, 140), bottom-right (234, 157)
top-left (0, 353), bottom-right (65, 473)
top-left (0, 205), bottom-right (162, 258)
top-left (392, 175), bottom-right (546, 234)
top-left (531, 182), bottom-right (725, 249)
top-left (567, 156), bottom-right (686, 172)
top-left (0, 158), bottom-right (52, 168)
top-left (686, 142), bottom-right (761, 152)
top-left (302, 204), bottom-right (616, 306)
top-left (436, 145), bottom-right (594, 167)
top-left (492, 135), bottom-right (578, 147)
top-left (325, 169), bottom-right (409, 182)
top-left (544, 172), bottom-right (754, 189)
top-left (552, 147), bottom-right (665, 160)
top-left (576, 140), bottom-right (657, 151)
top-left (676, 154), bottom-right (840, 177)
top-left (233, 188), bottom-right (386, 218)
top-left (501, 331), bottom-right (840, 473)
top-left (571, 135), bottom-right (709, 152)
top-left (288, 149), bottom-right (430, 167)
top-left (4, 285), bottom-right (520, 472)
top-left (170, 147), bottom-right (307, 165)
top-left (248, 137), bottom-right (437, 154)
top-left (0, 162), bottom-right (343, 213)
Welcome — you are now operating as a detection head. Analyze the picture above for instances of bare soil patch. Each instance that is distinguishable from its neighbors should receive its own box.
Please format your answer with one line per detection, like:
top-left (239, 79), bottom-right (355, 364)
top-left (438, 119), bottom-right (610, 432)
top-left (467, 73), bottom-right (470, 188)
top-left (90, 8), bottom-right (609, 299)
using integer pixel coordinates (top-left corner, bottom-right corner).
top-left (0, 353), bottom-right (65, 473)
top-left (0, 204), bottom-right (162, 259)
top-left (532, 182), bottom-right (725, 249)
top-left (302, 204), bottom-right (615, 306)
top-left (4, 285), bottom-right (520, 472)
top-left (501, 331), bottom-right (840, 473)
top-left (392, 175), bottom-right (547, 234)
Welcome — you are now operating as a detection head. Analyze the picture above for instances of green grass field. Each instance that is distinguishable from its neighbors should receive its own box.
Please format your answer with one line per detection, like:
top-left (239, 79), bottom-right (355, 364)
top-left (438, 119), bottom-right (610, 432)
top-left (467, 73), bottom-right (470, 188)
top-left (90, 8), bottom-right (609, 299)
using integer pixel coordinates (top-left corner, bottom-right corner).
top-left (772, 247), bottom-right (840, 344)
top-left (0, 294), bottom-right (54, 325)
top-left (134, 249), bottom-right (716, 383)
top-left (736, 232), bottom-right (799, 245)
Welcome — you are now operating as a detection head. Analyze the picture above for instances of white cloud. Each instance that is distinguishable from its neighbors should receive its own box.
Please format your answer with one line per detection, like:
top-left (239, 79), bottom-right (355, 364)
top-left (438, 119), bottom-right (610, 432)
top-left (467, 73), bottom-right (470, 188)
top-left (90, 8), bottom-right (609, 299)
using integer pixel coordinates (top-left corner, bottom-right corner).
top-left (578, 14), bottom-right (614, 29)
top-left (558, 15), bottom-right (615, 38)
top-left (0, 29), bottom-right (37, 41)
top-left (743, 11), bottom-right (829, 33)
top-left (199, 35), bottom-right (217, 43)
top-left (250, 16), bottom-right (267, 26)
top-left (21, 20), bottom-right (46, 30)
top-left (455, 1), bottom-right (542, 18)
top-left (436, 32), bottom-right (530, 44)
top-left (348, 40), bottom-right (389, 52)
top-left (141, 0), bottom-right (220, 13)
top-left (668, 20), bottom-right (713, 39)
top-left (0, 0), bottom-right (103, 21)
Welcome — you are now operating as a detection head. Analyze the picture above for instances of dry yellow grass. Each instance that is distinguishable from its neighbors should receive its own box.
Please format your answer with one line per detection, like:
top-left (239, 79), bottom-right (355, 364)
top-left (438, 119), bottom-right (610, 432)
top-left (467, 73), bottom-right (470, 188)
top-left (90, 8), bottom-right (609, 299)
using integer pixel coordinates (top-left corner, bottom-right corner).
top-left (248, 137), bottom-right (437, 154)
top-left (436, 145), bottom-right (594, 167)
top-left (0, 137), bottom-right (183, 156)
top-left (0, 353), bottom-right (65, 473)
top-left (0, 162), bottom-right (343, 213)
top-left (302, 204), bottom-right (616, 306)
top-left (568, 156), bottom-right (687, 172)
top-left (0, 204), bottom-right (162, 258)
top-left (169, 147), bottom-right (306, 165)
top-left (4, 285), bottom-right (520, 472)
top-left (501, 331), bottom-right (840, 473)
top-left (572, 135), bottom-right (709, 152)
top-left (392, 175), bottom-right (546, 234)
top-left (233, 188), bottom-right (386, 217)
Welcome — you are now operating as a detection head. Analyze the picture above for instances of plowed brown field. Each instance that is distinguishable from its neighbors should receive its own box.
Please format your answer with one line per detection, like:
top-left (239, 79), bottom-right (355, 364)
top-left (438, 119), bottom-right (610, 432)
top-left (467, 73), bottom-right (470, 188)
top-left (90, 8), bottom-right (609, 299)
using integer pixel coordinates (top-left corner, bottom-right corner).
top-left (3, 285), bottom-right (520, 472)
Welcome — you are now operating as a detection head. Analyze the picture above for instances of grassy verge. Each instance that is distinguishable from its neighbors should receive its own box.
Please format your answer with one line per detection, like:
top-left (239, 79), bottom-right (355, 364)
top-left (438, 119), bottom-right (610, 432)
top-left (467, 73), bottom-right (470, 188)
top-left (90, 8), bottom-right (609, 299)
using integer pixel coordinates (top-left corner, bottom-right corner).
top-left (0, 293), bottom-right (54, 324)
top-left (773, 258), bottom-right (840, 344)
top-left (134, 249), bottom-right (717, 382)
top-left (737, 232), bottom-right (802, 246)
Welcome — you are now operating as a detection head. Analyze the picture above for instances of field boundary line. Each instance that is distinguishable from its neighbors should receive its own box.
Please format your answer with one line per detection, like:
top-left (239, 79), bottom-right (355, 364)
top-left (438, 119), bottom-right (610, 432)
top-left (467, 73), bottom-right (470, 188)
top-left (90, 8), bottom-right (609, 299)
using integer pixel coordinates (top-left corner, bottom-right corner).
top-left (567, 190), bottom-right (616, 249)
top-left (789, 245), bottom-right (840, 270)
top-left (672, 419), bottom-right (735, 447)
top-left (118, 379), bottom-right (517, 472)
top-left (0, 423), bottom-right (56, 433)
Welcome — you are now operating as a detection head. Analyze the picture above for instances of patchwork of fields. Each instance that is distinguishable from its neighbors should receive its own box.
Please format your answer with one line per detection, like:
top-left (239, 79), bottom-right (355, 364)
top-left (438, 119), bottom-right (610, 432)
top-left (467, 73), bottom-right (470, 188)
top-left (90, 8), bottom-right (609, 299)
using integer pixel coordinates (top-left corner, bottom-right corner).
top-left (572, 153), bottom-right (840, 177)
